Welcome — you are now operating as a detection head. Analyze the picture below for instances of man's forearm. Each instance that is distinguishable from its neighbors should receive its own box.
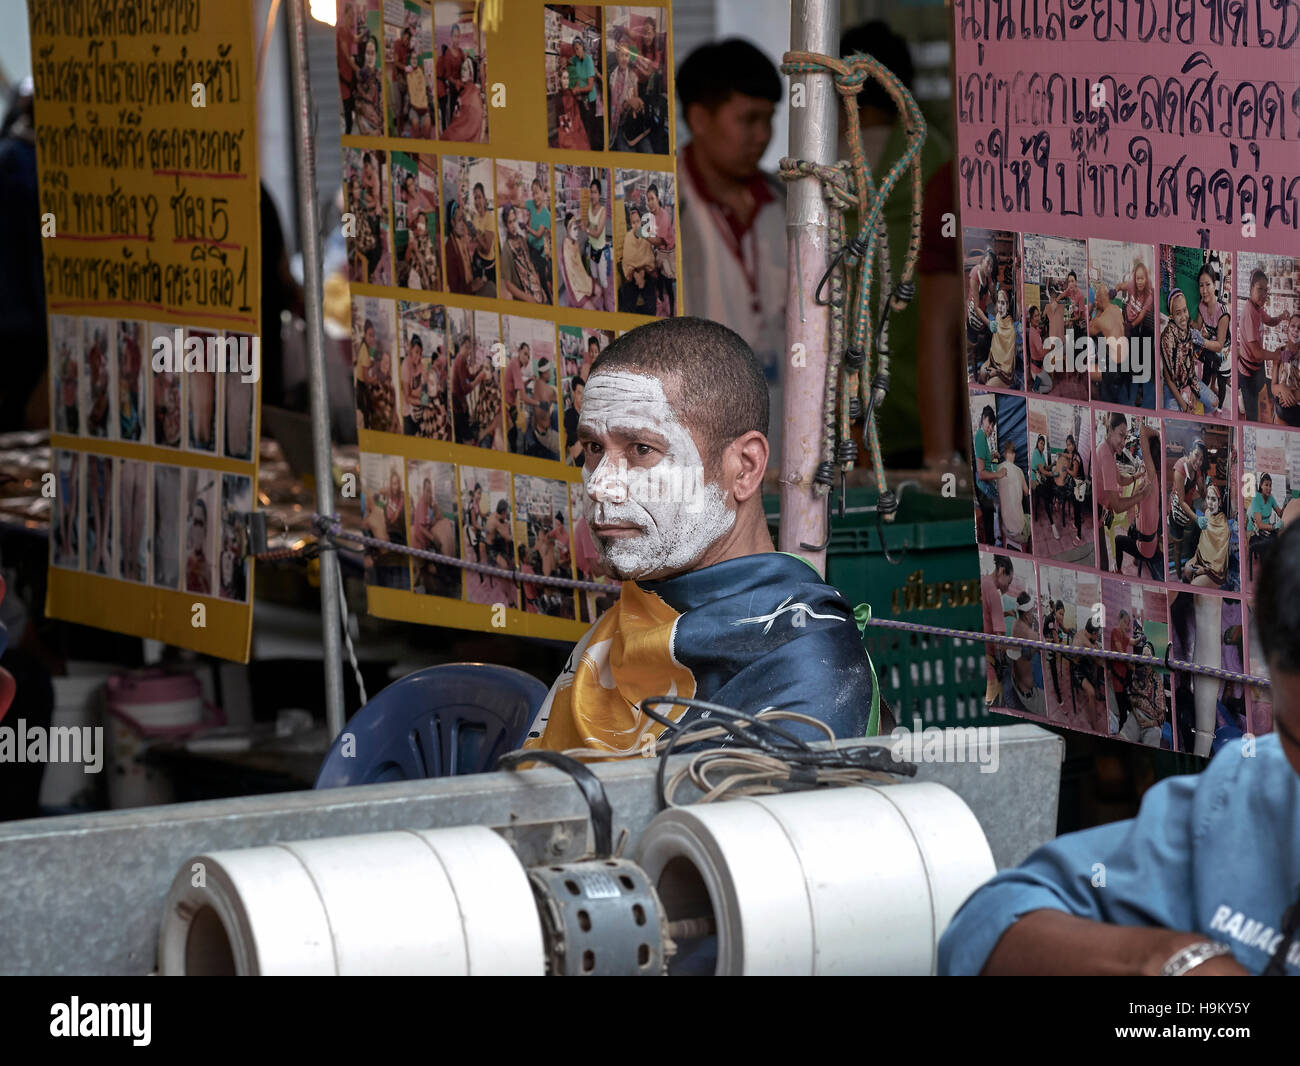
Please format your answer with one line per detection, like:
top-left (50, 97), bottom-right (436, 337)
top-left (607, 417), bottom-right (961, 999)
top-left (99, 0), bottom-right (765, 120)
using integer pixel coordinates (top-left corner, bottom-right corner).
top-left (981, 909), bottom-right (1206, 976)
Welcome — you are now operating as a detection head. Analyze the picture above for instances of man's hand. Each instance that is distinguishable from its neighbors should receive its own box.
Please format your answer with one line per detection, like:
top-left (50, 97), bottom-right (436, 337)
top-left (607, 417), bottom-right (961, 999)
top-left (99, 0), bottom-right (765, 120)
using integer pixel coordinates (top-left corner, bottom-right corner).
top-left (983, 910), bottom-right (1252, 976)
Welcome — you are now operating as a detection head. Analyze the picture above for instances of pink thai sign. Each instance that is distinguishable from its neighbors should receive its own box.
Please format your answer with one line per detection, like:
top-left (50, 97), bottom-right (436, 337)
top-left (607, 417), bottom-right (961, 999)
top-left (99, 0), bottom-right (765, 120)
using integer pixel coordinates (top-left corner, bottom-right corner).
top-left (953, 0), bottom-right (1299, 251)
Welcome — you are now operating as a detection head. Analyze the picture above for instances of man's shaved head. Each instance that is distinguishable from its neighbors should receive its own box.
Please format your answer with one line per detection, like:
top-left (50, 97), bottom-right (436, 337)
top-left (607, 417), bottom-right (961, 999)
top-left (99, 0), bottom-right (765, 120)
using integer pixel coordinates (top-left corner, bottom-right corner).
top-left (589, 317), bottom-right (768, 460)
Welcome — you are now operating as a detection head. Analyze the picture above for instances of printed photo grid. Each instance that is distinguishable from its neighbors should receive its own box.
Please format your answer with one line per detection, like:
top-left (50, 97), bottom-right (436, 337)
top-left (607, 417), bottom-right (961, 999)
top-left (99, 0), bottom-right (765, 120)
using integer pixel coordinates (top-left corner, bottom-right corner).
top-left (968, 228), bottom-right (1293, 752)
top-left (48, 449), bottom-right (253, 605)
top-left (359, 451), bottom-right (591, 619)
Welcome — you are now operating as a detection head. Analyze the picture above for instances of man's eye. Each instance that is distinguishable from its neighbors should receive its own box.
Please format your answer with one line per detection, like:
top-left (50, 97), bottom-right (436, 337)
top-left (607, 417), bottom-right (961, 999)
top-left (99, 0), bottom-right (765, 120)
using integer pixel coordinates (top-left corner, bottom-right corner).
top-left (583, 441), bottom-right (603, 457)
top-left (633, 443), bottom-right (653, 457)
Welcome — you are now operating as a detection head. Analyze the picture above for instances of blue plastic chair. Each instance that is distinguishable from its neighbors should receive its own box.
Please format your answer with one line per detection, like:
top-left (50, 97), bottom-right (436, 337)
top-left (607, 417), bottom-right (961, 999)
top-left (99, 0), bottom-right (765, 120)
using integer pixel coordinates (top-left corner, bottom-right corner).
top-left (314, 663), bottom-right (548, 788)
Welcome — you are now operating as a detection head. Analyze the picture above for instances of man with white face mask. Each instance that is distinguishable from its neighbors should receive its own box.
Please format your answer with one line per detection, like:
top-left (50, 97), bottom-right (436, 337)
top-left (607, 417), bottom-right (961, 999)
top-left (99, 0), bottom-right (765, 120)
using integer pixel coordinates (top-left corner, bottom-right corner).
top-left (524, 317), bottom-right (881, 756)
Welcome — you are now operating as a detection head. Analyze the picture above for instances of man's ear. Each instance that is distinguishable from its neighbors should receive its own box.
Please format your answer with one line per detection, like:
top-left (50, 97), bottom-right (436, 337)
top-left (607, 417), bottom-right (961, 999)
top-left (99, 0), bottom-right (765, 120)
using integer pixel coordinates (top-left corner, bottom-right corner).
top-left (727, 431), bottom-right (769, 503)
top-left (683, 100), bottom-right (712, 139)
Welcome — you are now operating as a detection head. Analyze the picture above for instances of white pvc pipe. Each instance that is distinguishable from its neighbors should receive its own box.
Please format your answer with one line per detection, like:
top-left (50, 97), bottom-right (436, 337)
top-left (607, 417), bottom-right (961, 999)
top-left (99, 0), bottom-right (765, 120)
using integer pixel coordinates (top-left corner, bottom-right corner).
top-left (159, 826), bottom-right (544, 976)
top-left (636, 783), bottom-right (996, 975)
top-left (1193, 595), bottom-right (1222, 757)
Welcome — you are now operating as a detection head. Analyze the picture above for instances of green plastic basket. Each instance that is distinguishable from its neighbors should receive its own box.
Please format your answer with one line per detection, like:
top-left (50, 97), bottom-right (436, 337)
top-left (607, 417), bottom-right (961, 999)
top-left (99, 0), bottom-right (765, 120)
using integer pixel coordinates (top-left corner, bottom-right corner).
top-left (768, 486), bottom-right (1009, 729)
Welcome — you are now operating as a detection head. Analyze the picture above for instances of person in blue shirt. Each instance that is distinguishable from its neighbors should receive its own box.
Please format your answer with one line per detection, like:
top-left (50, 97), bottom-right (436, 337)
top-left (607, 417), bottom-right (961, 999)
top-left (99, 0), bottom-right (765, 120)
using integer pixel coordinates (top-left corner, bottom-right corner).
top-left (1247, 472), bottom-right (1284, 584)
top-left (939, 518), bottom-right (1300, 976)
top-left (566, 36), bottom-right (602, 151)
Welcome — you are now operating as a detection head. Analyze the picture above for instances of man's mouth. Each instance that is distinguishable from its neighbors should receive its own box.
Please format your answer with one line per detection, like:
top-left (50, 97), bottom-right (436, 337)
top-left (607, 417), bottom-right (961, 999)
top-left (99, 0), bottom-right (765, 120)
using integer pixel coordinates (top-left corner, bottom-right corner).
top-left (593, 523), bottom-right (644, 539)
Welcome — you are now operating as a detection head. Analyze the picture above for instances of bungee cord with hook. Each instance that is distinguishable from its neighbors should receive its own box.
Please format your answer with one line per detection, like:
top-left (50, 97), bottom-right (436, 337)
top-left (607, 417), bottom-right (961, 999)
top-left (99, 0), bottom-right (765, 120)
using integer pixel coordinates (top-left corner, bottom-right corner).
top-left (778, 49), bottom-right (927, 553)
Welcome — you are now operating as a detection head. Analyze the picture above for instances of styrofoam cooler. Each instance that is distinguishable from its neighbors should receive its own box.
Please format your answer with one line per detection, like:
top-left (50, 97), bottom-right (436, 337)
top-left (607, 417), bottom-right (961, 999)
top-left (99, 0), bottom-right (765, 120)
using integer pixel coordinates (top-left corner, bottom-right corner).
top-left (105, 669), bottom-right (216, 808)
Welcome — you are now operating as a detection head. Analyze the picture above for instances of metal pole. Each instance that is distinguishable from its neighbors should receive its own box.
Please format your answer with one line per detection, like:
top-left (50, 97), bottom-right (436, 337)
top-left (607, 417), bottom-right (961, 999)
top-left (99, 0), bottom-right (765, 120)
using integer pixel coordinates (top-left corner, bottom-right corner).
top-left (779, 0), bottom-right (839, 576)
top-left (286, 0), bottom-right (347, 737)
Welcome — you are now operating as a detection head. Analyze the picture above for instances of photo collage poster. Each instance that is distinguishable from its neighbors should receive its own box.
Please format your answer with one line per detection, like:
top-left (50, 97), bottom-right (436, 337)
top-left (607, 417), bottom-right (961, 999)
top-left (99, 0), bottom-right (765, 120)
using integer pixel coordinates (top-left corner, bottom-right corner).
top-left (338, 1), bottom-right (681, 639)
top-left (953, 11), bottom-right (1298, 754)
top-left (36, 3), bottom-right (262, 662)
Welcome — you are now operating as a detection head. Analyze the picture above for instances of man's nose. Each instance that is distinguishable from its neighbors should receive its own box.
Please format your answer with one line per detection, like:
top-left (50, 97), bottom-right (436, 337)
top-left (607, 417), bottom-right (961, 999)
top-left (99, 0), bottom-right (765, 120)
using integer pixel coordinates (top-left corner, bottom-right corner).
top-left (585, 456), bottom-right (628, 504)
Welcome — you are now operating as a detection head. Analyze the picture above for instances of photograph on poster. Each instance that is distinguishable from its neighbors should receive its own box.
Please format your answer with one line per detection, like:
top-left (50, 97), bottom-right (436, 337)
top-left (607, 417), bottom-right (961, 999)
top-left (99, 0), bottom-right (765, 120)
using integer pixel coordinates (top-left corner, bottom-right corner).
top-left (352, 295), bottom-right (400, 434)
top-left (1169, 591), bottom-right (1244, 756)
top-left (186, 328), bottom-right (218, 454)
top-left (513, 475), bottom-right (576, 619)
top-left (434, 1), bottom-right (487, 143)
top-left (1159, 246), bottom-right (1232, 418)
top-left (1021, 234), bottom-right (1087, 399)
top-left (360, 453), bottom-right (411, 591)
top-left (1092, 410), bottom-right (1160, 577)
top-left (496, 160), bottom-right (554, 305)
top-left (978, 551), bottom-right (1042, 716)
top-left (545, 5), bottom-right (604, 151)
top-left (1241, 425), bottom-right (1300, 590)
top-left (502, 315), bottom-right (559, 460)
top-left (182, 468), bottom-right (217, 596)
top-left (1235, 251), bottom-right (1300, 426)
top-left (463, 309), bottom-right (504, 450)
top-left (218, 474), bottom-right (253, 604)
top-left (614, 169), bottom-right (676, 316)
top-left (963, 228), bottom-right (1021, 389)
top-left (397, 300), bottom-right (450, 439)
top-left (393, 153), bottom-right (442, 291)
top-left (1163, 419), bottom-right (1238, 592)
top-left (556, 165), bottom-right (615, 313)
top-left (1246, 605), bottom-right (1275, 738)
top-left (1026, 398), bottom-right (1092, 564)
top-left (442, 156), bottom-right (496, 298)
top-left (1037, 564), bottom-right (1106, 736)
top-left (116, 320), bottom-right (146, 442)
top-left (1099, 578), bottom-right (1172, 749)
top-left (447, 308), bottom-right (503, 450)
top-left (559, 324), bottom-right (611, 383)
top-left (117, 458), bottom-right (149, 584)
top-left (460, 466), bottom-right (517, 608)
top-left (85, 455), bottom-right (113, 577)
top-left (569, 481), bottom-right (616, 624)
top-left (606, 6), bottom-right (670, 154)
top-left (223, 334), bottom-right (257, 461)
top-left (337, 0), bottom-right (384, 136)
top-left (83, 317), bottom-right (115, 439)
top-left (51, 450), bottom-right (80, 570)
top-left (150, 323), bottom-right (183, 449)
top-left (343, 147), bottom-right (393, 286)
top-left (969, 391), bottom-right (1029, 551)
top-left (50, 315), bottom-right (80, 435)
top-left (384, 0), bottom-right (435, 139)
top-left (406, 459), bottom-right (460, 598)
top-left (1087, 239), bottom-right (1157, 411)
top-left (152, 464), bottom-right (181, 590)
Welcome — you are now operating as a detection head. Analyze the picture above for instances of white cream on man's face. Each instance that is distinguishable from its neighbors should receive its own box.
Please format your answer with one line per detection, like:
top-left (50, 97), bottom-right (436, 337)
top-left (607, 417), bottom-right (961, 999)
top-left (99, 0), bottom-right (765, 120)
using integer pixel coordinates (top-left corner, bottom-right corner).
top-left (579, 370), bottom-right (734, 580)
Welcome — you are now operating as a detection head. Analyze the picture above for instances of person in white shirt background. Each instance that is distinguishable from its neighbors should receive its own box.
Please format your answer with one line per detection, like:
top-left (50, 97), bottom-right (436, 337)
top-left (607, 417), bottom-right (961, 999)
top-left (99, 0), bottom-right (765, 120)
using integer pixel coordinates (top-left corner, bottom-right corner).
top-left (676, 39), bottom-right (787, 465)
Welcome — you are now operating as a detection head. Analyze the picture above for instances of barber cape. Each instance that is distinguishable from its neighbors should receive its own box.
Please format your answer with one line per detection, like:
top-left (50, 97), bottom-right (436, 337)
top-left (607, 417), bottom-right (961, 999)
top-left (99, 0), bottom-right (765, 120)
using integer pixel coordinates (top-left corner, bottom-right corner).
top-left (524, 553), bottom-right (879, 756)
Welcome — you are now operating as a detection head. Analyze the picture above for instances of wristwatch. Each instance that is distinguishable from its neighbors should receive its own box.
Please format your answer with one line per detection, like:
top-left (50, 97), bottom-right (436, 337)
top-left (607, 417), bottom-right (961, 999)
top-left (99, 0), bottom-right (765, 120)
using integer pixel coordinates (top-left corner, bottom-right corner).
top-left (1161, 940), bottom-right (1233, 976)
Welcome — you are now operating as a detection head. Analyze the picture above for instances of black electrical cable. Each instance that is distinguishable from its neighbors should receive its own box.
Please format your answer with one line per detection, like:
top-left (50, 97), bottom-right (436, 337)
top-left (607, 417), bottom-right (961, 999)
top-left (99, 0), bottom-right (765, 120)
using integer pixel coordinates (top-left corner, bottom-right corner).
top-left (637, 695), bottom-right (915, 810)
top-left (497, 749), bottom-right (614, 859)
top-left (638, 696), bottom-right (817, 754)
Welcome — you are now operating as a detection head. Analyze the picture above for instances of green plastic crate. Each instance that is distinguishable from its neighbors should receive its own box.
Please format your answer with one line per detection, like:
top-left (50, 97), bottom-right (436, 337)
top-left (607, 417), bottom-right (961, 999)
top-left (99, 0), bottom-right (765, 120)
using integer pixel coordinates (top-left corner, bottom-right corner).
top-left (767, 486), bottom-right (1008, 729)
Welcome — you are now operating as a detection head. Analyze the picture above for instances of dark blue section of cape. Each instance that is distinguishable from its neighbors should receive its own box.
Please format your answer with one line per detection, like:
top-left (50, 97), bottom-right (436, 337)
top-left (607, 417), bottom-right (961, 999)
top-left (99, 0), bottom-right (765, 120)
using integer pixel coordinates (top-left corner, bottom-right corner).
top-left (636, 552), bottom-right (874, 742)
